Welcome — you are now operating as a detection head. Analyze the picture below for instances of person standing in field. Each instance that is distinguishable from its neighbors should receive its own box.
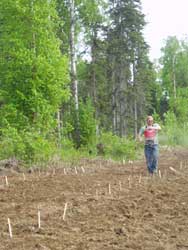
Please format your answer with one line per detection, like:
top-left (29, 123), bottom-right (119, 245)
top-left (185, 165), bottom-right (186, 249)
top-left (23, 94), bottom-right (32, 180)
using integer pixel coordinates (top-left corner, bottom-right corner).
top-left (138, 115), bottom-right (161, 174)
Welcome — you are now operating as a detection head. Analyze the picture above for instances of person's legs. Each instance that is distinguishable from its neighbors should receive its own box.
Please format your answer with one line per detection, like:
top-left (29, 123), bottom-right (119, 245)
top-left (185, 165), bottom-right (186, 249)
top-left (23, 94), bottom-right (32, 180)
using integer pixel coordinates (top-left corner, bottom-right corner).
top-left (151, 145), bottom-right (159, 173)
top-left (144, 145), bottom-right (153, 174)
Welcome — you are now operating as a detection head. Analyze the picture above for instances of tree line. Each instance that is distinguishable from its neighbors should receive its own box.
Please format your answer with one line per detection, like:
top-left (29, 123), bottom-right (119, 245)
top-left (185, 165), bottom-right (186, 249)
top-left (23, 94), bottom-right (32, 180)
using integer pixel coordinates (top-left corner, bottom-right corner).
top-left (0, 0), bottom-right (188, 163)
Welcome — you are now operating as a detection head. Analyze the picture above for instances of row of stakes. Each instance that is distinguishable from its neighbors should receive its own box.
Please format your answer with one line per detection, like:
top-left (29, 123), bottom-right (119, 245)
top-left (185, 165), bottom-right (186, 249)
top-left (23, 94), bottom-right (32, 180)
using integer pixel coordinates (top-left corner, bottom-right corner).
top-left (7, 202), bottom-right (68, 239)
top-left (2, 173), bottom-right (150, 240)
top-left (2, 158), bottom-right (186, 185)
top-left (4, 173), bottom-right (149, 240)
top-left (2, 160), bottom-right (186, 239)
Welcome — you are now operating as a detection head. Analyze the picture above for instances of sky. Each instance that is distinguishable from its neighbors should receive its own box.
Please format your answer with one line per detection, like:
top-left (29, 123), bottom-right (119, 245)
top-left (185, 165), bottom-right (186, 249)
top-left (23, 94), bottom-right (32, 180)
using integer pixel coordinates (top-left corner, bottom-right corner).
top-left (141, 0), bottom-right (188, 61)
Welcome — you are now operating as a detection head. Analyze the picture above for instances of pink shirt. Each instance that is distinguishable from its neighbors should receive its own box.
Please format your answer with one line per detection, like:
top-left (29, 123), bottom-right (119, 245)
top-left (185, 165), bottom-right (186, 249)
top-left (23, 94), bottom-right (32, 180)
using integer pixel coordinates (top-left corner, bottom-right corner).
top-left (139, 123), bottom-right (161, 145)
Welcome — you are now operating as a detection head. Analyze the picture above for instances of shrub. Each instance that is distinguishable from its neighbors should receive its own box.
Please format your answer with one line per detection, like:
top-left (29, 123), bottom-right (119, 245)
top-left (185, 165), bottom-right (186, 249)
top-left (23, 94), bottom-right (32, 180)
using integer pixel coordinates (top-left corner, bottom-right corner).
top-left (0, 126), bottom-right (57, 164)
top-left (98, 132), bottom-right (136, 160)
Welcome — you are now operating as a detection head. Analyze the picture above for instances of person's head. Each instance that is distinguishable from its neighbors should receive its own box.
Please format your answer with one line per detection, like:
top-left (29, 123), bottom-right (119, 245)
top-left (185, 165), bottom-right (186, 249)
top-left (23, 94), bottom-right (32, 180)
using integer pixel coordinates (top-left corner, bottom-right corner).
top-left (146, 115), bottom-right (153, 126)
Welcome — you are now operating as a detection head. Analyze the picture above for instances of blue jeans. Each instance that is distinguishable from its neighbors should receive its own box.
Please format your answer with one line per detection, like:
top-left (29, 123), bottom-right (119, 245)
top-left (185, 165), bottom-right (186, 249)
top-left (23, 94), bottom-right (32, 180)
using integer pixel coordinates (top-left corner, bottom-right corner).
top-left (144, 144), bottom-right (159, 174)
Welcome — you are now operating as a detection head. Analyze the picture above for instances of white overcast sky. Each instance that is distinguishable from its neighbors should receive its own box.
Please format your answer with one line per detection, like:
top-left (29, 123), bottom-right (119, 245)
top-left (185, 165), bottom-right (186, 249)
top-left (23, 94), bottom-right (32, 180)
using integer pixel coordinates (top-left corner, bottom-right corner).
top-left (141, 0), bottom-right (188, 61)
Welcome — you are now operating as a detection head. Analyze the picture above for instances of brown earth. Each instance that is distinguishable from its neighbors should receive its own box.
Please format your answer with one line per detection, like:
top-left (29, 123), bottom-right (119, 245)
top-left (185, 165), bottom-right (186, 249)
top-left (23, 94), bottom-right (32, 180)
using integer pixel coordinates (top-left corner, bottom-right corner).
top-left (0, 147), bottom-right (188, 250)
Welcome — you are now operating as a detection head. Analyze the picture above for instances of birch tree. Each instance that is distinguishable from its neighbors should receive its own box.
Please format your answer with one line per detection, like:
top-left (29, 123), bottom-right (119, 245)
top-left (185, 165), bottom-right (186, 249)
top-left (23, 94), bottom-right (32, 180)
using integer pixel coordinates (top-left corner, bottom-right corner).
top-left (0, 0), bottom-right (69, 159)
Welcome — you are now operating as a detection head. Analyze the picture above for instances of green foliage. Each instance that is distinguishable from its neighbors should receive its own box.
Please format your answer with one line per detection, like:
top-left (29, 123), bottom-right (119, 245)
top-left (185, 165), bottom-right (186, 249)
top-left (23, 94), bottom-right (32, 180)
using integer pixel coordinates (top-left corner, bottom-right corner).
top-left (1, 0), bottom-right (180, 164)
top-left (159, 36), bottom-right (188, 146)
top-left (60, 131), bottom-right (137, 162)
top-left (152, 111), bottom-right (161, 124)
top-left (0, 127), bottom-right (56, 163)
top-left (0, 0), bottom-right (70, 162)
top-left (78, 99), bottom-right (96, 146)
top-left (162, 111), bottom-right (188, 146)
top-left (162, 111), bottom-right (177, 145)
top-left (160, 36), bottom-right (188, 98)
top-left (66, 99), bottom-right (96, 148)
top-left (77, 0), bottom-right (106, 34)
top-left (98, 132), bottom-right (136, 160)
top-left (0, 0), bottom-right (69, 132)
top-left (23, 131), bottom-right (57, 163)
top-left (169, 88), bottom-right (188, 122)
top-left (60, 138), bottom-right (94, 162)
top-left (0, 127), bottom-right (25, 160)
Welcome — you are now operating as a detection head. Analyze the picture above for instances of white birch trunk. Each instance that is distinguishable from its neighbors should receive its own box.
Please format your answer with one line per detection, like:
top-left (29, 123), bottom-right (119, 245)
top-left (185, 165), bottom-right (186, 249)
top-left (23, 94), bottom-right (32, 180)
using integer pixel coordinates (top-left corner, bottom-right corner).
top-left (70, 0), bottom-right (79, 111)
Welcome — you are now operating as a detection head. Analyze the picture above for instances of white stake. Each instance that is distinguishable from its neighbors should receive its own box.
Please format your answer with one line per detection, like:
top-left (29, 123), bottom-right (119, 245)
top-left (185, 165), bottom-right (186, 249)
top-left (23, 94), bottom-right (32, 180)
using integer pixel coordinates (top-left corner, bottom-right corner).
top-left (119, 181), bottom-right (122, 191)
top-left (5, 176), bottom-right (9, 186)
top-left (23, 173), bottom-right (26, 181)
top-left (8, 218), bottom-right (13, 238)
top-left (96, 189), bottom-right (99, 199)
top-left (108, 183), bottom-right (111, 195)
top-left (128, 176), bottom-right (131, 188)
top-left (63, 202), bottom-right (68, 221)
top-left (159, 170), bottom-right (162, 179)
top-left (64, 168), bottom-right (67, 175)
top-left (81, 166), bottom-right (85, 173)
top-left (139, 174), bottom-right (142, 184)
top-left (74, 167), bottom-right (78, 175)
top-left (169, 166), bottom-right (185, 177)
top-left (169, 166), bottom-right (179, 174)
top-left (180, 161), bottom-right (183, 169)
top-left (38, 209), bottom-right (41, 229)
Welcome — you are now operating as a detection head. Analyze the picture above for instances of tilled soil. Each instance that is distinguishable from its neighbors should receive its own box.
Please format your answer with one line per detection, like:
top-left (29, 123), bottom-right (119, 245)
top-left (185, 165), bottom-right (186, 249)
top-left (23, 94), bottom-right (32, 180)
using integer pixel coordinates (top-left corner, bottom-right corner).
top-left (0, 147), bottom-right (188, 250)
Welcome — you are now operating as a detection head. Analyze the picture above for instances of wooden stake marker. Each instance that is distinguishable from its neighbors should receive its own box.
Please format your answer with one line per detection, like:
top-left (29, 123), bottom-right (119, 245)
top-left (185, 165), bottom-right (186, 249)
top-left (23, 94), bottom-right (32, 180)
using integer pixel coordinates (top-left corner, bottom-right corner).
top-left (159, 170), bottom-right (162, 179)
top-left (139, 174), bottom-right (142, 184)
top-left (128, 176), bottom-right (131, 188)
top-left (63, 202), bottom-right (68, 221)
top-left (23, 173), bottom-right (26, 181)
top-left (74, 167), bottom-right (78, 175)
top-left (96, 189), bottom-right (99, 199)
top-left (38, 209), bottom-right (41, 229)
top-left (169, 167), bottom-right (180, 174)
top-left (108, 183), bottom-right (111, 195)
top-left (164, 169), bottom-right (167, 178)
top-left (180, 161), bottom-right (183, 169)
top-left (119, 181), bottom-right (122, 191)
top-left (5, 176), bottom-right (9, 186)
top-left (81, 166), bottom-right (85, 173)
top-left (8, 218), bottom-right (13, 238)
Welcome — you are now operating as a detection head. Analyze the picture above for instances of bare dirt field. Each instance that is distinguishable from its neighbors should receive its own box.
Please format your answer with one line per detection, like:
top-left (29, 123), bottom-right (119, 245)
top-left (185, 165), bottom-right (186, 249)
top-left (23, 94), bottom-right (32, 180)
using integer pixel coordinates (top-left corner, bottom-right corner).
top-left (0, 147), bottom-right (188, 250)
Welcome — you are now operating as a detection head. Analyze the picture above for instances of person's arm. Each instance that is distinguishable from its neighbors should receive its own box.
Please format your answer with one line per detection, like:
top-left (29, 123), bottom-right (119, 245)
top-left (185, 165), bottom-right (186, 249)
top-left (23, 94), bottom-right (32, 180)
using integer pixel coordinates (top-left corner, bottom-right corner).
top-left (154, 123), bottom-right (161, 131)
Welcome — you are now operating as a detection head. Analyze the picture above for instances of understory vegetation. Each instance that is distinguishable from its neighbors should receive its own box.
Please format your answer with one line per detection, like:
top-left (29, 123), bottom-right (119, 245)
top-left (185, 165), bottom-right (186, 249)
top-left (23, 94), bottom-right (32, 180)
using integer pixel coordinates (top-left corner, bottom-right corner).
top-left (0, 0), bottom-right (188, 166)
